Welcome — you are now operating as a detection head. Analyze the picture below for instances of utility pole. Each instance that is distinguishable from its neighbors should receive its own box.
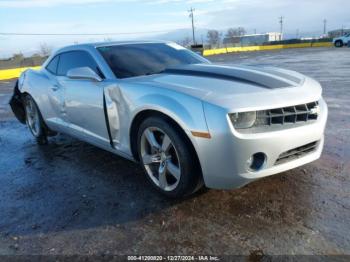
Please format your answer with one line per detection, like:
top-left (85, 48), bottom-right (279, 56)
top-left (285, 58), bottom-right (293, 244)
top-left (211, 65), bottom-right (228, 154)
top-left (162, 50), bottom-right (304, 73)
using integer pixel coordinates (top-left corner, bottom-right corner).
top-left (279, 16), bottom-right (284, 40)
top-left (323, 19), bottom-right (327, 35)
top-left (188, 7), bottom-right (196, 45)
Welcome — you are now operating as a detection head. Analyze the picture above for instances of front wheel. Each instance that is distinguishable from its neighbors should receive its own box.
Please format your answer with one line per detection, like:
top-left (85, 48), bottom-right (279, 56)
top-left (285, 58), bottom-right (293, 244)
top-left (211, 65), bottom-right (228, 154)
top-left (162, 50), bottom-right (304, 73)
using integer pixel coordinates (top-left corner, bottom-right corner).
top-left (137, 117), bottom-right (203, 198)
top-left (24, 95), bottom-right (48, 145)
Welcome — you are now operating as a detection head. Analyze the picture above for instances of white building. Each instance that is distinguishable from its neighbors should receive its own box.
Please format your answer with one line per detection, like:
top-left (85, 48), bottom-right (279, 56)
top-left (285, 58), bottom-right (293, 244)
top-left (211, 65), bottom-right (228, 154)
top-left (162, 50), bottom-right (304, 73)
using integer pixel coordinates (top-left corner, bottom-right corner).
top-left (223, 32), bottom-right (282, 46)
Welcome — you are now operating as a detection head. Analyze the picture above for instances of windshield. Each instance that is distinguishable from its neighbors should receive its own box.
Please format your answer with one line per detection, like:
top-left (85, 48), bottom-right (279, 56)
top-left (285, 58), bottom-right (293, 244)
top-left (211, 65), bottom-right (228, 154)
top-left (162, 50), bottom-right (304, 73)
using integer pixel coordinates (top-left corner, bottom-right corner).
top-left (98, 43), bottom-right (209, 79)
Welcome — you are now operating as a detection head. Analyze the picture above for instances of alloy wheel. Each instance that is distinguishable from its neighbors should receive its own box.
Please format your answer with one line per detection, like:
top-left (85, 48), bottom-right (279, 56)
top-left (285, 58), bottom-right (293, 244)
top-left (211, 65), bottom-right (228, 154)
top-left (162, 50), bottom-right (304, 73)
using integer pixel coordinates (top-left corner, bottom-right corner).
top-left (25, 98), bottom-right (40, 137)
top-left (140, 127), bottom-right (181, 191)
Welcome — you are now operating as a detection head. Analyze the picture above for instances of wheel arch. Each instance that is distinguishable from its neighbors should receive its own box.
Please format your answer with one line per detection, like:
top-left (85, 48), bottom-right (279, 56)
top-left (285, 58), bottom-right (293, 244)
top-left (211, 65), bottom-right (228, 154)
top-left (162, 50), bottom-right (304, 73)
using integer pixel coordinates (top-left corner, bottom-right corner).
top-left (129, 109), bottom-right (203, 180)
top-left (21, 91), bottom-right (56, 136)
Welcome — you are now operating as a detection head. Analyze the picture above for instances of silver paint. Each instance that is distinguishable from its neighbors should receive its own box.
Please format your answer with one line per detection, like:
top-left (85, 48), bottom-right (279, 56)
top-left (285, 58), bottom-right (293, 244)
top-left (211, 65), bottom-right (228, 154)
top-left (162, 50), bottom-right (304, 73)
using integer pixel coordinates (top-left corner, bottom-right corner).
top-left (18, 41), bottom-right (328, 189)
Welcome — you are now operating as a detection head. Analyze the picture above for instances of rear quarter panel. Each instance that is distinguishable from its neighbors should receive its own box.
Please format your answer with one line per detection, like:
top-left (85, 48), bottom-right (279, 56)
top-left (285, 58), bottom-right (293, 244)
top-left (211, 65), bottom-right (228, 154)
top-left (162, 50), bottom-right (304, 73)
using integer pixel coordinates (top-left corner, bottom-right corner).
top-left (18, 69), bottom-right (55, 123)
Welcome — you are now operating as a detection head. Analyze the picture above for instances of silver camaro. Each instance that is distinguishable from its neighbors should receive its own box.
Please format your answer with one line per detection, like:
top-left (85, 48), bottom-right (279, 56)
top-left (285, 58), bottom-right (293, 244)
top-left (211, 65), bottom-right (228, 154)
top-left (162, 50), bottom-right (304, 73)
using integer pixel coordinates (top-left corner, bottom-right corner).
top-left (10, 41), bottom-right (328, 198)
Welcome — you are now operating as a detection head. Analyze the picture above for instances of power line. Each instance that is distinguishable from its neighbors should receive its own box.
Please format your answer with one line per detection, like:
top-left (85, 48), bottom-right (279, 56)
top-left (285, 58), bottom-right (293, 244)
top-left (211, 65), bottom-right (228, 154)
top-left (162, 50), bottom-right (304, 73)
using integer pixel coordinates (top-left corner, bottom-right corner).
top-left (188, 7), bottom-right (196, 45)
top-left (0, 30), bottom-right (172, 36)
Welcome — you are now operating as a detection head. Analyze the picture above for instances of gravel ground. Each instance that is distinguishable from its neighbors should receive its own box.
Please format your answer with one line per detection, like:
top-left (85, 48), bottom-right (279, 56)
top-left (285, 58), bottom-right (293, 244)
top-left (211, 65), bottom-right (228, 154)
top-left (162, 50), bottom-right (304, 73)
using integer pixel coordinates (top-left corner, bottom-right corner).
top-left (0, 47), bottom-right (349, 258)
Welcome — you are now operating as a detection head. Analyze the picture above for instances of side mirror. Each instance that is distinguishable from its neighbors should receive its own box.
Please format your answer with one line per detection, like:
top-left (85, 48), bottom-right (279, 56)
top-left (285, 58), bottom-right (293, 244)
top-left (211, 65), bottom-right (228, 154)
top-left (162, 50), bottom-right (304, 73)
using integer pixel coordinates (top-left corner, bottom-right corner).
top-left (67, 67), bottom-right (102, 82)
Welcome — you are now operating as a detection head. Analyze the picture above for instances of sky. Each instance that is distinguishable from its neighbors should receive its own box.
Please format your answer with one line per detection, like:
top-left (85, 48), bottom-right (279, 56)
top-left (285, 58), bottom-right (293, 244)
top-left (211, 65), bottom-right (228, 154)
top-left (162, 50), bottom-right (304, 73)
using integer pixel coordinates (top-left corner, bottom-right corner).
top-left (0, 0), bottom-right (349, 58)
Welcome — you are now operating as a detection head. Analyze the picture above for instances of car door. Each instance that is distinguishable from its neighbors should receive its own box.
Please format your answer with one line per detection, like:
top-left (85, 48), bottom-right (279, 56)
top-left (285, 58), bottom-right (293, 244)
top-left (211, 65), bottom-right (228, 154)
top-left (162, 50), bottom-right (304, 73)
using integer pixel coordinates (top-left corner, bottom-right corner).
top-left (56, 51), bottom-right (110, 147)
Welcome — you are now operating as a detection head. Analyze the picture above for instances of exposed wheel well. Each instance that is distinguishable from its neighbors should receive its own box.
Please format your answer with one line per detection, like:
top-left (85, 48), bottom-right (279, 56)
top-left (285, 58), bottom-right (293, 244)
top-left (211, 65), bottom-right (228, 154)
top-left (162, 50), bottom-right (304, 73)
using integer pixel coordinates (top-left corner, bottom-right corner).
top-left (129, 110), bottom-right (202, 177)
top-left (9, 81), bottom-right (26, 124)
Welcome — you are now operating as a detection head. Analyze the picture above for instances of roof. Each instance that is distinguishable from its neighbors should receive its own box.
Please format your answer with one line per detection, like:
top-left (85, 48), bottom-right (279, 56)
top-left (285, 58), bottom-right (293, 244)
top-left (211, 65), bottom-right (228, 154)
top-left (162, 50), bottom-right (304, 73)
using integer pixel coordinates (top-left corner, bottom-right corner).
top-left (63, 40), bottom-right (170, 50)
top-left (44, 40), bottom-right (174, 67)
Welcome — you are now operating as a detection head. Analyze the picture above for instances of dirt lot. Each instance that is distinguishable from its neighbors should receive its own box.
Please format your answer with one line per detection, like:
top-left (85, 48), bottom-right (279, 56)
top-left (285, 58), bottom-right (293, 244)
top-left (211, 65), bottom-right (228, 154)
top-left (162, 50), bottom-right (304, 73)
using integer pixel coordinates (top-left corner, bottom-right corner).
top-left (0, 47), bottom-right (349, 257)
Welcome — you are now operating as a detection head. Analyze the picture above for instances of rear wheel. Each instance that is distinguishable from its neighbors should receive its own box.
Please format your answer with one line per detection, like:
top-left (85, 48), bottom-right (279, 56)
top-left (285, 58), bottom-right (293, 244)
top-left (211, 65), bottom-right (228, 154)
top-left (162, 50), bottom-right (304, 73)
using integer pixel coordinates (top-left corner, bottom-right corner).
top-left (137, 117), bottom-right (203, 198)
top-left (335, 40), bottom-right (343, 47)
top-left (24, 95), bottom-right (48, 145)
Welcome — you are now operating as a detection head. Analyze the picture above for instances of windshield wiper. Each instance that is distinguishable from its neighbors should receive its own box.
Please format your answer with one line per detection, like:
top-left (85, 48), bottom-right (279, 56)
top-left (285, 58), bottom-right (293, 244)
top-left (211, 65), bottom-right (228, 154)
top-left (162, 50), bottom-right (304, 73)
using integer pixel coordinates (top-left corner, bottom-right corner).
top-left (143, 70), bottom-right (165, 76)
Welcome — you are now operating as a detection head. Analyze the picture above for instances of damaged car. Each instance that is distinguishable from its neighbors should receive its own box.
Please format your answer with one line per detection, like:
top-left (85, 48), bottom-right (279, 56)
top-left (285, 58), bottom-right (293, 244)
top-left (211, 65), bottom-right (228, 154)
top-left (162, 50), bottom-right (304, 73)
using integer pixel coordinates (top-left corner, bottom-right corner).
top-left (10, 41), bottom-right (328, 198)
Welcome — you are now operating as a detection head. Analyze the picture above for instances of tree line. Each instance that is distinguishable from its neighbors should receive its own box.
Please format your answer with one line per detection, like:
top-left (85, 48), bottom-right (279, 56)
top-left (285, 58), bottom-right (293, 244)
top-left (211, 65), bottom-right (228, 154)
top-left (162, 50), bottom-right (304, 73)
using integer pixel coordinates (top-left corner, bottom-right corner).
top-left (0, 43), bottom-right (52, 70)
top-left (207, 27), bottom-right (246, 46)
top-left (178, 27), bottom-right (247, 47)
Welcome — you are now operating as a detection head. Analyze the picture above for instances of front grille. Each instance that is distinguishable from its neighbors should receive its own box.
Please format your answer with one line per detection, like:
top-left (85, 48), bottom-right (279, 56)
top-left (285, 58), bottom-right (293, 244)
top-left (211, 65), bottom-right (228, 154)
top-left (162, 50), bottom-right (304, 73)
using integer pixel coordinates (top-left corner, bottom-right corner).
top-left (255, 101), bottom-right (319, 127)
top-left (275, 141), bottom-right (319, 165)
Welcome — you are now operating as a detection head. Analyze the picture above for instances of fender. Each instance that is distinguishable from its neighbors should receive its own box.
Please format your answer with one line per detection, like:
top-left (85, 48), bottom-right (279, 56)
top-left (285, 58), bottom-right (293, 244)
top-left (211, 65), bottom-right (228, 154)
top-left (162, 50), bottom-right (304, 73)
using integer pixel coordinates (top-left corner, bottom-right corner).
top-left (134, 94), bottom-right (204, 132)
top-left (103, 82), bottom-right (210, 157)
top-left (129, 92), bottom-right (210, 154)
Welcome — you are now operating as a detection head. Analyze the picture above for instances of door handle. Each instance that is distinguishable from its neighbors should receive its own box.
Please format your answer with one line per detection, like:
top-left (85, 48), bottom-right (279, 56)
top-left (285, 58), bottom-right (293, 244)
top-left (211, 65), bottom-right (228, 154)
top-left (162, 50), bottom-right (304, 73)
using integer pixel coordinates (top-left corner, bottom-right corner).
top-left (51, 84), bottom-right (59, 91)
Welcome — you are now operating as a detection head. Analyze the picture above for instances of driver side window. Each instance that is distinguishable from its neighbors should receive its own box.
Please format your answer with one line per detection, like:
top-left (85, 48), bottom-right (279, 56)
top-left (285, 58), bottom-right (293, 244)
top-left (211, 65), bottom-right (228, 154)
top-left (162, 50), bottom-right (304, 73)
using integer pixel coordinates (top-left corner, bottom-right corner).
top-left (57, 51), bottom-right (104, 78)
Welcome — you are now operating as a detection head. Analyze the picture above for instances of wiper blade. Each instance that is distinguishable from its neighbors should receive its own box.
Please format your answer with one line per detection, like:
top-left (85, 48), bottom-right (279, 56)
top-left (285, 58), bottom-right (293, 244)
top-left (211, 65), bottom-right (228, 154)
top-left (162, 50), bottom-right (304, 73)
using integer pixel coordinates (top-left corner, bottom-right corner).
top-left (143, 70), bottom-right (164, 76)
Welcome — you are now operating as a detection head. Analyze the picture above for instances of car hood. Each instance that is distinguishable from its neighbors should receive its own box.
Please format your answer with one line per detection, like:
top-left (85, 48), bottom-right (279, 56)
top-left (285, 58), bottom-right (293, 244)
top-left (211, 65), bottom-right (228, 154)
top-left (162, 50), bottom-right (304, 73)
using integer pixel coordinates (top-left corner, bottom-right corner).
top-left (129, 64), bottom-right (322, 112)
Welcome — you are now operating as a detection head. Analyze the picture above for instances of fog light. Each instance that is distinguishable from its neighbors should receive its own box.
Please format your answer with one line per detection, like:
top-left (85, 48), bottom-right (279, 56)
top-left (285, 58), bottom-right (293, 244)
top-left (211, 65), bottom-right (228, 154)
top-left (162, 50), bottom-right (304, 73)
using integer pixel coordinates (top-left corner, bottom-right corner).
top-left (247, 152), bottom-right (266, 171)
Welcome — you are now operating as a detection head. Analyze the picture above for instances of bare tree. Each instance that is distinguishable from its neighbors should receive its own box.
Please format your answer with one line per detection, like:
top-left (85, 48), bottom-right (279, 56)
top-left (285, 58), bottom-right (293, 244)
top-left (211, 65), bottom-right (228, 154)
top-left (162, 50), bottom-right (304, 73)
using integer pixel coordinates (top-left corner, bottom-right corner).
top-left (207, 30), bottom-right (221, 46)
top-left (225, 27), bottom-right (246, 38)
top-left (39, 43), bottom-right (52, 57)
top-left (12, 52), bottom-right (24, 61)
top-left (11, 52), bottom-right (25, 67)
top-left (237, 27), bottom-right (246, 36)
top-left (179, 36), bottom-right (192, 47)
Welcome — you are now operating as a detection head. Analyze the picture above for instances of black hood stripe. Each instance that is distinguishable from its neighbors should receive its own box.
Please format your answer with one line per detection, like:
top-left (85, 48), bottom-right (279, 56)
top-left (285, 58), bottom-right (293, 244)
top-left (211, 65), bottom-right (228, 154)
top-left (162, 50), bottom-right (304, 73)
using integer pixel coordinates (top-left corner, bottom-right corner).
top-left (252, 67), bottom-right (303, 84)
top-left (161, 69), bottom-right (272, 89)
top-left (161, 64), bottom-right (299, 89)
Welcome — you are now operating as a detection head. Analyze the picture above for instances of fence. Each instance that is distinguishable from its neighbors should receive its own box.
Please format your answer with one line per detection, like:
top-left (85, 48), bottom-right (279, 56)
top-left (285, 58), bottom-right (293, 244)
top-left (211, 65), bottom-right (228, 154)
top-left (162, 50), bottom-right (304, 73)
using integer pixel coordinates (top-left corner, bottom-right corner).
top-left (203, 41), bottom-right (333, 56)
top-left (0, 66), bottom-right (41, 81)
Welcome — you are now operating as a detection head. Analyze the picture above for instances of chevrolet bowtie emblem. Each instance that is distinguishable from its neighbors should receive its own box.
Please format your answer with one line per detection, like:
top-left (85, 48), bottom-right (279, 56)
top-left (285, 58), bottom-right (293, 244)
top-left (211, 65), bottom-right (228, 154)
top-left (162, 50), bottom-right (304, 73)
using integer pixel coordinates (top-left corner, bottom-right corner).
top-left (310, 105), bottom-right (320, 115)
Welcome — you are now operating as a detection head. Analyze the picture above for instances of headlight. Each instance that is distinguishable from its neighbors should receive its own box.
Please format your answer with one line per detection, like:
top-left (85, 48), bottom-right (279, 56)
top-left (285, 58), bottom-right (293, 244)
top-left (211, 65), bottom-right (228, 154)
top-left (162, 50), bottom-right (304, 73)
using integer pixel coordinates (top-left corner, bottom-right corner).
top-left (229, 111), bottom-right (257, 129)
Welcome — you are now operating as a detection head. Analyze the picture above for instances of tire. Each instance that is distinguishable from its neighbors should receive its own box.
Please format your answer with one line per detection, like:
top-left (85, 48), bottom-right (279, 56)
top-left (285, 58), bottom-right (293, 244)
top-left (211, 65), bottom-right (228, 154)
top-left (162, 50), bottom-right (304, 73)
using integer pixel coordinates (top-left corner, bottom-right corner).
top-left (23, 95), bottom-right (48, 145)
top-left (335, 40), bottom-right (343, 47)
top-left (137, 116), bottom-right (203, 198)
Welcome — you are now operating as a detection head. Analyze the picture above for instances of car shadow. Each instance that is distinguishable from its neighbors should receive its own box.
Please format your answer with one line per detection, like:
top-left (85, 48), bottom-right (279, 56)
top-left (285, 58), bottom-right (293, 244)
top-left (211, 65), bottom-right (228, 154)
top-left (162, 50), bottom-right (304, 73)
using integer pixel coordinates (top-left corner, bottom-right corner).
top-left (0, 126), bottom-right (203, 236)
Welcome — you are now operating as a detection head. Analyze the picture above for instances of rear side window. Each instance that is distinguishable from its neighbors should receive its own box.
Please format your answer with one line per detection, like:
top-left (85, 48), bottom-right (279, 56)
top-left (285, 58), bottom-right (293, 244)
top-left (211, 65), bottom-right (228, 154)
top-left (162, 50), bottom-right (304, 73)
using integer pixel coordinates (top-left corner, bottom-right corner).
top-left (46, 55), bottom-right (59, 75)
top-left (57, 51), bottom-right (102, 77)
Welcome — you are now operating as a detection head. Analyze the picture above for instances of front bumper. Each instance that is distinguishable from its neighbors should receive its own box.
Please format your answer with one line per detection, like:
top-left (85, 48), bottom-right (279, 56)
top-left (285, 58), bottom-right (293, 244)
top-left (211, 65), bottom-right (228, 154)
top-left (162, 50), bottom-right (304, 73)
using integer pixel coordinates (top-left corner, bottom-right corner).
top-left (195, 98), bottom-right (328, 189)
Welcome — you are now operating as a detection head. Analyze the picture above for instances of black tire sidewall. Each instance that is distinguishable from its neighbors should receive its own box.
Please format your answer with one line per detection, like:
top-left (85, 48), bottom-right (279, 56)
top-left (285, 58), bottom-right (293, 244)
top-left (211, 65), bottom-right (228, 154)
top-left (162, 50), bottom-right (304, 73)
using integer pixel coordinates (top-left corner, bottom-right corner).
top-left (137, 117), bottom-right (201, 198)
